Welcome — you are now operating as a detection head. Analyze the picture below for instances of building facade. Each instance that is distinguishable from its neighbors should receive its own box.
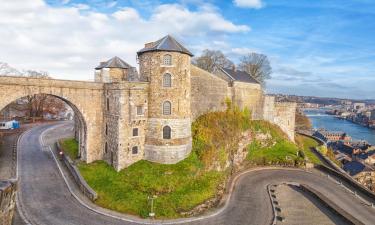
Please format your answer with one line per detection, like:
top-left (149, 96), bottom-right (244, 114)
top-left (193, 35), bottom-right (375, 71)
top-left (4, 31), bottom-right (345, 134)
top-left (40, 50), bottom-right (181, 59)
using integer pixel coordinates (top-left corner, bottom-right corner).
top-left (94, 35), bottom-right (296, 171)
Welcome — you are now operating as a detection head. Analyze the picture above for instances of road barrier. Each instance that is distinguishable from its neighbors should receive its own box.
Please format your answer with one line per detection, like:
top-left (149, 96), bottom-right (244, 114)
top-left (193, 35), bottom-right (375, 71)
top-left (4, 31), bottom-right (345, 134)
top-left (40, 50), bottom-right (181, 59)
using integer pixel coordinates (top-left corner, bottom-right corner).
top-left (56, 142), bottom-right (97, 201)
top-left (315, 164), bottom-right (375, 204)
top-left (300, 184), bottom-right (364, 225)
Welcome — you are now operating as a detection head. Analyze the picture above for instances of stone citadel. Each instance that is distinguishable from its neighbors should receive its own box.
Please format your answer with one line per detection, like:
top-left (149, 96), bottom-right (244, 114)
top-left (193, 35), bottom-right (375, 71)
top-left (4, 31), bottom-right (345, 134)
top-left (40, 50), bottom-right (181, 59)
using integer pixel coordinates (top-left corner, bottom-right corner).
top-left (94, 35), bottom-right (296, 171)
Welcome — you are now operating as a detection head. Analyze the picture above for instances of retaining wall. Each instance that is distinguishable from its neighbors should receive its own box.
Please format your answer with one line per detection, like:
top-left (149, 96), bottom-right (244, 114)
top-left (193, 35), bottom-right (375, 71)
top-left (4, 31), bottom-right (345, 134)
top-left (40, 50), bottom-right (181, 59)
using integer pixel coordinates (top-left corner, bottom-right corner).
top-left (300, 184), bottom-right (364, 225)
top-left (56, 142), bottom-right (97, 201)
top-left (0, 180), bottom-right (17, 225)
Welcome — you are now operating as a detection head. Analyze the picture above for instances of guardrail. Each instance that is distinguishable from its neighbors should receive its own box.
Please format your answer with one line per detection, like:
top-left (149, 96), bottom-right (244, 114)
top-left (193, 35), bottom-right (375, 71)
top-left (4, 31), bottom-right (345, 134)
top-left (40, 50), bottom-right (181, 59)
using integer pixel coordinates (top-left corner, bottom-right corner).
top-left (56, 142), bottom-right (97, 201)
top-left (315, 164), bottom-right (375, 204)
top-left (299, 184), bottom-right (364, 225)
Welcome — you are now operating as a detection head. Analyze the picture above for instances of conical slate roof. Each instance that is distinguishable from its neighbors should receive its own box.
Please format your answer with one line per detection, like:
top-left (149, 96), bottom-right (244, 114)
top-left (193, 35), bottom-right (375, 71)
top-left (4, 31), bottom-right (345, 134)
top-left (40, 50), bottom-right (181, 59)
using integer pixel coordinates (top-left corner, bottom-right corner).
top-left (137, 35), bottom-right (193, 56)
top-left (95, 56), bottom-right (132, 69)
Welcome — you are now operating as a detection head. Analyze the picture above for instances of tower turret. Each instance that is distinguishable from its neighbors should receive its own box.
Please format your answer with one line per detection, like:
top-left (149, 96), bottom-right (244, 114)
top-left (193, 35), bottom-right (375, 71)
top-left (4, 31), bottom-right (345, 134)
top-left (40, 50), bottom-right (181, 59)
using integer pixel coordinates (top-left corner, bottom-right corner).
top-left (137, 35), bottom-right (193, 164)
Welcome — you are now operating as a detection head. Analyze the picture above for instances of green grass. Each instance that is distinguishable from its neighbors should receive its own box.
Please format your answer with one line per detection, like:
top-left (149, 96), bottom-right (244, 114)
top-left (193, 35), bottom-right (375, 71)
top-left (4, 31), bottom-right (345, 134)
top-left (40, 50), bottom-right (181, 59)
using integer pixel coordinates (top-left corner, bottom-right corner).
top-left (74, 107), bottom-right (306, 218)
top-left (60, 138), bottom-right (79, 160)
top-left (78, 153), bottom-right (224, 218)
top-left (295, 134), bottom-right (322, 164)
top-left (246, 120), bottom-right (303, 166)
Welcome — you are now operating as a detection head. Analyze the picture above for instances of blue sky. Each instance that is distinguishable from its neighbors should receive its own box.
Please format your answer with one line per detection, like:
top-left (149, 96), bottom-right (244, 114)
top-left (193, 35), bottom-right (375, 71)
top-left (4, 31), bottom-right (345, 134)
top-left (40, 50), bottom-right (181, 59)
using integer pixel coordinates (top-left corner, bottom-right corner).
top-left (1, 0), bottom-right (374, 99)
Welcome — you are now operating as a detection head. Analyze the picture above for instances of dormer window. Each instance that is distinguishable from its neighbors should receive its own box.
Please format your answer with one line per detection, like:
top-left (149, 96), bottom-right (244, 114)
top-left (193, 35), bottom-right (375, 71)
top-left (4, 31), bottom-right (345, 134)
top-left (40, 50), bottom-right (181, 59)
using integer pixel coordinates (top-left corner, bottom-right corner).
top-left (163, 54), bottom-right (172, 65)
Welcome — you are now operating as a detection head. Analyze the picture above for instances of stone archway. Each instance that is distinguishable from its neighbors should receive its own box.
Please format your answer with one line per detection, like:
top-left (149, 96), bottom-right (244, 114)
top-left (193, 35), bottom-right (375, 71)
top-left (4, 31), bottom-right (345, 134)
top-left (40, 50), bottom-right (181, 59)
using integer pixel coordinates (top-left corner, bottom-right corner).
top-left (0, 76), bottom-right (104, 163)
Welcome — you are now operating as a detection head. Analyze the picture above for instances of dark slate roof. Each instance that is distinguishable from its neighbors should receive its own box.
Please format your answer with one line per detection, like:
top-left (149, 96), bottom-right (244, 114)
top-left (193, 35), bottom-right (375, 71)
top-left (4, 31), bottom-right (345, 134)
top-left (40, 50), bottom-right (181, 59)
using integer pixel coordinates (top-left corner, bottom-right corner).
top-left (137, 35), bottom-right (193, 56)
top-left (95, 56), bottom-right (132, 69)
top-left (221, 68), bottom-right (260, 84)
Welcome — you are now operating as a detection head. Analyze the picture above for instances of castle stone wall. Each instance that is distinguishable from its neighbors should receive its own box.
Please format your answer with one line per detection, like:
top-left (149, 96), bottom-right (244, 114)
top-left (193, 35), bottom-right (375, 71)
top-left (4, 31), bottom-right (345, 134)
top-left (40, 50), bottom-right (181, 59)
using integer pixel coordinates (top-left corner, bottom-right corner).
top-left (139, 51), bottom-right (192, 164)
top-left (191, 65), bottom-right (229, 119)
top-left (231, 81), bottom-right (263, 119)
top-left (274, 102), bottom-right (296, 141)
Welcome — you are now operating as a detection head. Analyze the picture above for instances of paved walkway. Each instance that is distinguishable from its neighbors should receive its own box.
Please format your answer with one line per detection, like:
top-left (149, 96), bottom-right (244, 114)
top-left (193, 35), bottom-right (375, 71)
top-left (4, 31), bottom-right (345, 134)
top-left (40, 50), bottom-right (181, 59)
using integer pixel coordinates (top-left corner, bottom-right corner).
top-left (275, 184), bottom-right (349, 225)
top-left (15, 123), bottom-right (375, 225)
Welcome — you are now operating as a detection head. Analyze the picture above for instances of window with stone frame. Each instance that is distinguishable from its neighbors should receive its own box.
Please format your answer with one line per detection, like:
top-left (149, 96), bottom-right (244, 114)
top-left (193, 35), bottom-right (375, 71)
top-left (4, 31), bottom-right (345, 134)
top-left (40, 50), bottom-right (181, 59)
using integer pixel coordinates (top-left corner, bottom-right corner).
top-left (137, 106), bottom-right (143, 115)
top-left (163, 126), bottom-right (171, 139)
top-left (163, 73), bottom-right (172, 87)
top-left (132, 146), bottom-right (138, 154)
top-left (163, 54), bottom-right (172, 65)
top-left (163, 101), bottom-right (171, 115)
top-left (133, 128), bottom-right (139, 136)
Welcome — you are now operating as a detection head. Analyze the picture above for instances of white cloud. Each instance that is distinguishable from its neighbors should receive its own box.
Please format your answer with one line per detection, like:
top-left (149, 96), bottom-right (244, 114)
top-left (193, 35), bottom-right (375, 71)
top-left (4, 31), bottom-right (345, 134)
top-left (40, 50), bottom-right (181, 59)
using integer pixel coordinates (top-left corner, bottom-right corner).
top-left (0, 0), bottom-right (249, 81)
top-left (234, 0), bottom-right (263, 9)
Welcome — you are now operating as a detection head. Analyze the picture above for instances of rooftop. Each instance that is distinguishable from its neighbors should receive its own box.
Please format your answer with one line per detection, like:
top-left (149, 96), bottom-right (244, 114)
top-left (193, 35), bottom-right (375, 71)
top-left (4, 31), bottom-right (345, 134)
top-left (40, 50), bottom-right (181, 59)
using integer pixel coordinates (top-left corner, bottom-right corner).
top-left (221, 67), bottom-right (260, 84)
top-left (137, 35), bottom-right (193, 56)
top-left (95, 56), bottom-right (133, 70)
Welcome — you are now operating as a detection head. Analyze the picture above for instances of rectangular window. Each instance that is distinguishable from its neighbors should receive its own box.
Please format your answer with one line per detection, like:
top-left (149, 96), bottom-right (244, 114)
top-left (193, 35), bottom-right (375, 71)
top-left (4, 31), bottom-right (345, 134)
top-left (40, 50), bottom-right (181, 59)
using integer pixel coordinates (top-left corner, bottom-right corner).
top-left (133, 128), bottom-right (139, 136)
top-left (106, 98), bottom-right (110, 111)
top-left (137, 106), bottom-right (143, 115)
top-left (132, 146), bottom-right (138, 154)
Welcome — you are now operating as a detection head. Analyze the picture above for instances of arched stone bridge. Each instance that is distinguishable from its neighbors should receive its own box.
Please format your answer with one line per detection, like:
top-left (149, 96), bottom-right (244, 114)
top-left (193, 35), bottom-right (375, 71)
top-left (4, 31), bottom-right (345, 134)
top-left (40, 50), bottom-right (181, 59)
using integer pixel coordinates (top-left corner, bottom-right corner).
top-left (0, 75), bottom-right (104, 162)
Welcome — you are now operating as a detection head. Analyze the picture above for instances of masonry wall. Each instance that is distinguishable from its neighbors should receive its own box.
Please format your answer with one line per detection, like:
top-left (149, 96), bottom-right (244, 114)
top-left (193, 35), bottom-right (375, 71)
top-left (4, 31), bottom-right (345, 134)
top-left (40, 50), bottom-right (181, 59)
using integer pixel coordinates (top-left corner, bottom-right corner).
top-left (117, 83), bottom-right (148, 171)
top-left (262, 96), bottom-right (296, 141)
top-left (231, 81), bottom-right (263, 120)
top-left (0, 180), bottom-right (16, 225)
top-left (139, 51), bottom-right (192, 164)
top-left (190, 65), bottom-right (229, 119)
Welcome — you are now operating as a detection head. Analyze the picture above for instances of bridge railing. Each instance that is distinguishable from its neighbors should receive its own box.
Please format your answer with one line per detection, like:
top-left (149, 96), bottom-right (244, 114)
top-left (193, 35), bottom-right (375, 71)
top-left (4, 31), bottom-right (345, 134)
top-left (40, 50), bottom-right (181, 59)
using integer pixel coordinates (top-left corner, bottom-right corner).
top-left (56, 142), bottom-right (98, 201)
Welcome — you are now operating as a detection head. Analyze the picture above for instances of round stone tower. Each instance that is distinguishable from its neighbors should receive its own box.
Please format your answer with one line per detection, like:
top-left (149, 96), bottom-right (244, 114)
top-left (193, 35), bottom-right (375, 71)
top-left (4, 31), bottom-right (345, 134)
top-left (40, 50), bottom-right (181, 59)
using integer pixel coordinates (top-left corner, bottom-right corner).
top-left (137, 35), bottom-right (193, 164)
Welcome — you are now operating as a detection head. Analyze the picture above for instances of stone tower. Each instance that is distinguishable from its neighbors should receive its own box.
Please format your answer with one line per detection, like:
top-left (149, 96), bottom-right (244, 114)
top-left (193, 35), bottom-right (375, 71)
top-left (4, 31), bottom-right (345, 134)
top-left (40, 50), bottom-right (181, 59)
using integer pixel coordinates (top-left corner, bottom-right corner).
top-left (137, 35), bottom-right (193, 163)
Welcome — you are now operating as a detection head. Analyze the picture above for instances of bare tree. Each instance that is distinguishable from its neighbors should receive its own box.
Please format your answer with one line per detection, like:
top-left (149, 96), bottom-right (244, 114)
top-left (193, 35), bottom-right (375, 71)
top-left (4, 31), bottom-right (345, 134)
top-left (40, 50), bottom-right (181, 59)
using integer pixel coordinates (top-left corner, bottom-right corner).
top-left (238, 53), bottom-right (272, 86)
top-left (192, 49), bottom-right (234, 73)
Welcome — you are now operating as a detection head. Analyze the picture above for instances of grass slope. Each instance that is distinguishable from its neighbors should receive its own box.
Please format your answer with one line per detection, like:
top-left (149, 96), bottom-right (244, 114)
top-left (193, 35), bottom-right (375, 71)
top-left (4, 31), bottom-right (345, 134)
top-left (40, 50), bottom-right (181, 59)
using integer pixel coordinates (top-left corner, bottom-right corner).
top-left (72, 108), bottom-right (310, 218)
top-left (78, 153), bottom-right (224, 218)
top-left (295, 134), bottom-right (322, 164)
top-left (60, 138), bottom-right (79, 160)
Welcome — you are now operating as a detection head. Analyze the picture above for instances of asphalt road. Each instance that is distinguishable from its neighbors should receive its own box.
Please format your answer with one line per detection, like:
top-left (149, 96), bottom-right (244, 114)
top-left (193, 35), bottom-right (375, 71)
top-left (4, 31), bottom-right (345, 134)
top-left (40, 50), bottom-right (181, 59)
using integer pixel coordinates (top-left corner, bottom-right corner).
top-left (15, 123), bottom-right (375, 225)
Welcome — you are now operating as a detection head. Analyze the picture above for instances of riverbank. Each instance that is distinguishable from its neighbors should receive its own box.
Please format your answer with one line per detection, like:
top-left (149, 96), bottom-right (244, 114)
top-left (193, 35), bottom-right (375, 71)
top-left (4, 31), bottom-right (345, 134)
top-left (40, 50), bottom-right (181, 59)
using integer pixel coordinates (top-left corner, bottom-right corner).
top-left (304, 109), bottom-right (375, 145)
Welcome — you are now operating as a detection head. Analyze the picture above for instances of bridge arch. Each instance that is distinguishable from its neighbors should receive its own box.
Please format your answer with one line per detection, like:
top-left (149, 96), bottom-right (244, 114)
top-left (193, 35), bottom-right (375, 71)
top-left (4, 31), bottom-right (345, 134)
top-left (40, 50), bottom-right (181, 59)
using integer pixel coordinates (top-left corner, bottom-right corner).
top-left (0, 76), bottom-right (104, 163)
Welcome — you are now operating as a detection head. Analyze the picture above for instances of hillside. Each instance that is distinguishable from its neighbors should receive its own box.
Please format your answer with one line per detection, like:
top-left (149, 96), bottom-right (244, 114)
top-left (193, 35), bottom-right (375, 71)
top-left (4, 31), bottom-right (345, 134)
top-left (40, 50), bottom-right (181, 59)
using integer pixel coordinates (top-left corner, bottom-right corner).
top-left (66, 107), bottom-right (316, 218)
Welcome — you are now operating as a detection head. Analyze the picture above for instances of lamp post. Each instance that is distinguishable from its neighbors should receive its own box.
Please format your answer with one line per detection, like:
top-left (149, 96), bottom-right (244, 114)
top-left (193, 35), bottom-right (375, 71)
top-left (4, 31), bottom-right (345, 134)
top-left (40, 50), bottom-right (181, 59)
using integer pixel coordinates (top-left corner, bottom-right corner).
top-left (148, 195), bottom-right (157, 218)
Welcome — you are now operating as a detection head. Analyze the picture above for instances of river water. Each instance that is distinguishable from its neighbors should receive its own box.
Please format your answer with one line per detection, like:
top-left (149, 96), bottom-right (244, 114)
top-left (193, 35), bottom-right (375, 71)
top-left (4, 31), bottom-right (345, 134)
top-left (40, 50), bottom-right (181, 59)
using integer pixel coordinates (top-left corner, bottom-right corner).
top-left (304, 109), bottom-right (375, 145)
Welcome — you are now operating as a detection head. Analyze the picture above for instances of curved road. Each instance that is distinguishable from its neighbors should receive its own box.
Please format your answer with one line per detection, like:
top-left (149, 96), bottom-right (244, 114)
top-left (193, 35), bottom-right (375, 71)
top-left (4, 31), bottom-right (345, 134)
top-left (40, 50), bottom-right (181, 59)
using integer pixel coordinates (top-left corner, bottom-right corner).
top-left (16, 123), bottom-right (375, 225)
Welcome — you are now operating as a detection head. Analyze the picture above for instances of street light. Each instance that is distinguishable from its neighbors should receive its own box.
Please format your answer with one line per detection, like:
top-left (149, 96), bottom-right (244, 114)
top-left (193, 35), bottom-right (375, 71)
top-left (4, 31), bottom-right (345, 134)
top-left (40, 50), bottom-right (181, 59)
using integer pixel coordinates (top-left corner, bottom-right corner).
top-left (148, 195), bottom-right (157, 218)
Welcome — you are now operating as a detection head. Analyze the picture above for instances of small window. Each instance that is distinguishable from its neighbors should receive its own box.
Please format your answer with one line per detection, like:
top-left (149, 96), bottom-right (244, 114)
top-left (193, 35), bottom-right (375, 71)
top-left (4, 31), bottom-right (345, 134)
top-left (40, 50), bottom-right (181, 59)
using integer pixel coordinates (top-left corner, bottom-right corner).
top-left (106, 98), bottom-right (110, 111)
top-left (132, 146), bottom-right (138, 154)
top-left (163, 73), bottom-right (171, 87)
top-left (105, 124), bottom-right (108, 135)
top-left (163, 54), bottom-right (172, 65)
top-left (105, 142), bottom-right (108, 153)
top-left (163, 126), bottom-right (171, 139)
top-left (163, 101), bottom-right (171, 115)
top-left (133, 128), bottom-right (139, 137)
top-left (137, 106), bottom-right (143, 115)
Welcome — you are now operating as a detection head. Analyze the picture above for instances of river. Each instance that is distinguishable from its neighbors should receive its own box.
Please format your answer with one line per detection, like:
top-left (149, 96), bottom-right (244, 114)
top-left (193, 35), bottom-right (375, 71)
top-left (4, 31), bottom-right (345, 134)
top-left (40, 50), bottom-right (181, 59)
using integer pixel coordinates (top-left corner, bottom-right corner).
top-left (304, 109), bottom-right (375, 145)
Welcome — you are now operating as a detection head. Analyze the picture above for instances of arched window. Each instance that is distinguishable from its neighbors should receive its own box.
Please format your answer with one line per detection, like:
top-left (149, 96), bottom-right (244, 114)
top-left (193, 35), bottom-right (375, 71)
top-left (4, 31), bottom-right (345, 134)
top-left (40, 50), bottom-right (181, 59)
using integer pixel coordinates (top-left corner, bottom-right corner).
top-left (163, 101), bottom-right (171, 115)
top-left (163, 73), bottom-right (171, 87)
top-left (163, 54), bottom-right (172, 65)
top-left (163, 126), bottom-right (171, 139)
